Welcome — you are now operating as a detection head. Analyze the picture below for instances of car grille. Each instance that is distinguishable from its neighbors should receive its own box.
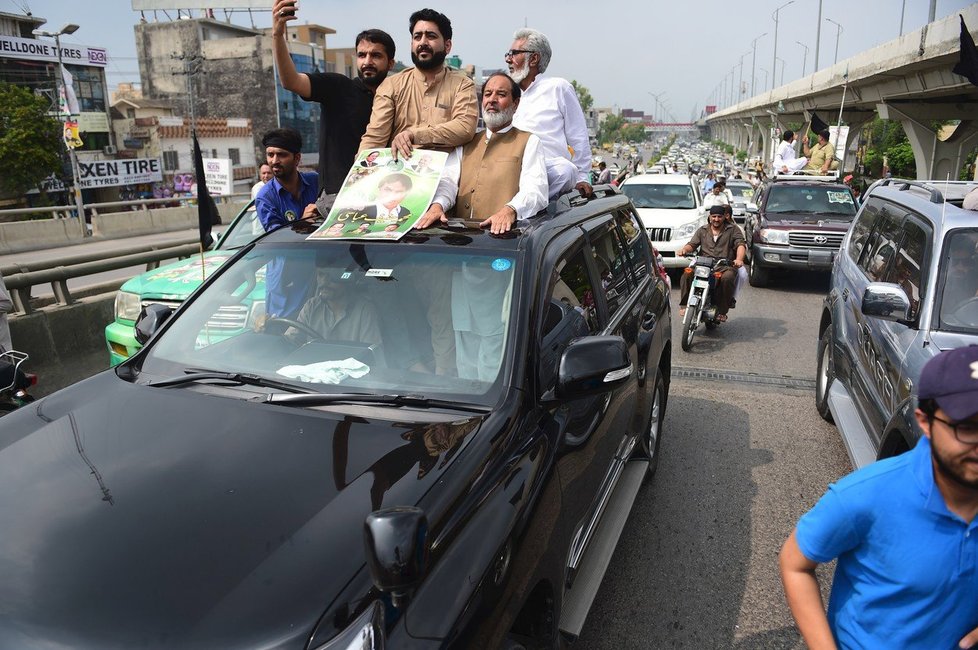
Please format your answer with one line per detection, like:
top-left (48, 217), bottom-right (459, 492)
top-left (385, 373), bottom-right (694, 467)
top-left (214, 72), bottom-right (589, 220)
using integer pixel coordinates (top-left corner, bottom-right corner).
top-left (141, 300), bottom-right (249, 330)
top-left (647, 227), bottom-right (672, 243)
top-left (788, 231), bottom-right (844, 249)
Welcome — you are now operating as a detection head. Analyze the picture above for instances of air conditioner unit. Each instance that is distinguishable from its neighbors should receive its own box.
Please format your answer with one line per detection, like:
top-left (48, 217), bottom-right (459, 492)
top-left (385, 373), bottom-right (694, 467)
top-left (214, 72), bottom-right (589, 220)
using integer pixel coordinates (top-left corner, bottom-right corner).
top-left (103, 145), bottom-right (118, 155)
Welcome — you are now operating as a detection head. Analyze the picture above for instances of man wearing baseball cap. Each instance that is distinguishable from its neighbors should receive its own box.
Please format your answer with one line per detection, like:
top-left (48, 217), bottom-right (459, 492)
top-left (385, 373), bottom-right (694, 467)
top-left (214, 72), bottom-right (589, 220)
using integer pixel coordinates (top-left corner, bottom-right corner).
top-left (780, 345), bottom-right (978, 649)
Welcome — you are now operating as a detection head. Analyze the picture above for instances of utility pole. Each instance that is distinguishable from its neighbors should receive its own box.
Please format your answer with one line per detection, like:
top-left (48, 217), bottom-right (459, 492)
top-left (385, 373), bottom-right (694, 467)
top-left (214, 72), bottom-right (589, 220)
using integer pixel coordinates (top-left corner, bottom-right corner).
top-left (814, 0), bottom-right (823, 72)
top-left (797, 41), bottom-right (809, 77)
top-left (33, 24), bottom-right (86, 237)
top-left (751, 32), bottom-right (766, 97)
top-left (171, 53), bottom-right (205, 178)
top-left (772, 0), bottom-right (795, 91)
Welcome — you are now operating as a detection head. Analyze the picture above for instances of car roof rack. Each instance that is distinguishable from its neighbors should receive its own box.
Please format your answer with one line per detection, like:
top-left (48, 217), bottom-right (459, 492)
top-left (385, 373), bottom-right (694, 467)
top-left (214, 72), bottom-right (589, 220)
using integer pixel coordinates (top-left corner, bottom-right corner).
top-left (869, 178), bottom-right (943, 204)
top-left (546, 184), bottom-right (621, 217)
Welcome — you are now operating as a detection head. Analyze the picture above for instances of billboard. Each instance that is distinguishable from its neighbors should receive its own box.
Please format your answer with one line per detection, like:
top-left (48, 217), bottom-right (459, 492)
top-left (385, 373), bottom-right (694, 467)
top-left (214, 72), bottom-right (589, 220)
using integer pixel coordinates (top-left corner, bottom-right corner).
top-left (132, 0), bottom-right (271, 9)
top-left (202, 158), bottom-right (233, 195)
top-left (0, 34), bottom-right (107, 67)
top-left (78, 158), bottom-right (163, 189)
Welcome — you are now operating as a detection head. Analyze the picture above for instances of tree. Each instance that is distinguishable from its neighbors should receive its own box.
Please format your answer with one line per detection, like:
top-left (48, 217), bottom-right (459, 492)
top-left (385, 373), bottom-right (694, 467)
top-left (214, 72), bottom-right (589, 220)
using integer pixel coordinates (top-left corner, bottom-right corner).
top-left (598, 114), bottom-right (625, 145)
top-left (571, 80), bottom-right (593, 114)
top-left (0, 82), bottom-right (63, 198)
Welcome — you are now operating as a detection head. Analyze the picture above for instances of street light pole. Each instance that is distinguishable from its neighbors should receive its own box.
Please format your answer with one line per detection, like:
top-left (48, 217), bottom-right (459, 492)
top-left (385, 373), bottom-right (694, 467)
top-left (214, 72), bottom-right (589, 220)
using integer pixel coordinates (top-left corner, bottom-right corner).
top-left (775, 56), bottom-right (786, 87)
top-left (751, 32), bottom-right (766, 98)
top-left (772, 0), bottom-right (795, 91)
top-left (796, 40), bottom-right (809, 77)
top-left (814, 0), bottom-right (823, 71)
top-left (737, 50), bottom-right (750, 105)
top-left (34, 24), bottom-right (86, 237)
top-left (826, 18), bottom-right (843, 65)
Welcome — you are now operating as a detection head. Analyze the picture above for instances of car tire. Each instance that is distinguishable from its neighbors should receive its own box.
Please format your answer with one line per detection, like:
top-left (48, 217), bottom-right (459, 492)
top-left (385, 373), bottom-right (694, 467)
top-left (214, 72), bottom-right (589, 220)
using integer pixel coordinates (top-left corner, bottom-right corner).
top-left (636, 371), bottom-right (665, 482)
top-left (748, 258), bottom-right (769, 287)
top-left (815, 327), bottom-right (835, 423)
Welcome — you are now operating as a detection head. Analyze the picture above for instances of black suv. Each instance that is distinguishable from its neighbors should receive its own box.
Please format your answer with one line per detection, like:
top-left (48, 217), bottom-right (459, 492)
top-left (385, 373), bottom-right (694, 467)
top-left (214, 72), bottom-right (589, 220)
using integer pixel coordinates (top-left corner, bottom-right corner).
top-left (0, 188), bottom-right (672, 648)
top-left (816, 179), bottom-right (978, 467)
top-left (744, 175), bottom-right (858, 286)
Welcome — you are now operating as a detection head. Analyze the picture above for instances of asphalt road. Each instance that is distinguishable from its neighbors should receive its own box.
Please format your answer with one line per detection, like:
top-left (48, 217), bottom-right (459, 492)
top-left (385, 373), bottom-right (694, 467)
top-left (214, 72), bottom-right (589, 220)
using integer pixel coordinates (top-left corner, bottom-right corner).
top-left (577, 270), bottom-right (851, 648)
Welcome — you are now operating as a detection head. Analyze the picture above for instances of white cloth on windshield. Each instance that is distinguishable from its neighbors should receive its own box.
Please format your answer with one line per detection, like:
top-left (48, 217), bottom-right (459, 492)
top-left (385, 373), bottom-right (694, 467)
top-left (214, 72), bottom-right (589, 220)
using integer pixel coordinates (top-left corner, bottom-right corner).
top-left (431, 126), bottom-right (548, 219)
top-left (774, 140), bottom-right (807, 173)
top-left (276, 358), bottom-right (370, 384)
top-left (512, 75), bottom-right (591, 189)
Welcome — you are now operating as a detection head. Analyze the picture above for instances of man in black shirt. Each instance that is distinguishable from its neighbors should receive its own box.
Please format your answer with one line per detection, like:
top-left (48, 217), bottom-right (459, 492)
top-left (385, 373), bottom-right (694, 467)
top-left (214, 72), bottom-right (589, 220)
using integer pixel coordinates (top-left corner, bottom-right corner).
top-left (272, 1), bottom-right (395, 202)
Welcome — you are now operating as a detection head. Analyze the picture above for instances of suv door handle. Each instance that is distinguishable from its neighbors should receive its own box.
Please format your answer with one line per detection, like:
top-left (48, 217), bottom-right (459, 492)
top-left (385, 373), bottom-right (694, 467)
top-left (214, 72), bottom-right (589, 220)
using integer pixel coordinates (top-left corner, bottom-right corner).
top-left (642, 312), bottom-right (657, 329)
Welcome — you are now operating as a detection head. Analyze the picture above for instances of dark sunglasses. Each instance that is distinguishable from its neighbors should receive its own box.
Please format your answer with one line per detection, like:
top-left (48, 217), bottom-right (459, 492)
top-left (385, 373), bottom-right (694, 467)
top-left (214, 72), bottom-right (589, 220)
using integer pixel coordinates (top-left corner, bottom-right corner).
top-left (931, 415), bottom-right (978, 444)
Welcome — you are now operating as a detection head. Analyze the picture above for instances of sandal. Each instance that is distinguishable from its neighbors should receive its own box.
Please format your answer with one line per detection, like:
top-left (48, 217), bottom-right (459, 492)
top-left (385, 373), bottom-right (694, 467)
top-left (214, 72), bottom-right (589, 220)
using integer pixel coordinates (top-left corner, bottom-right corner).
top-left (678, 307), bottom-right (686, 318)
top-left (716, 313), bottom-right (728, 323)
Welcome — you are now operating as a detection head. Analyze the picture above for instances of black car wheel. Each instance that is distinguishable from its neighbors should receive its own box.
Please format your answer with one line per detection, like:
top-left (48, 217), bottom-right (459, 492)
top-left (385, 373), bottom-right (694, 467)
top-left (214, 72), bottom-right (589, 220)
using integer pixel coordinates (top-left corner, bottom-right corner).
top-left (815, 327), bottom-right (835, 423)
top-left (636, 371), bottom-right (665, 481)
top-left (748, 258), bottom-right (769, 288)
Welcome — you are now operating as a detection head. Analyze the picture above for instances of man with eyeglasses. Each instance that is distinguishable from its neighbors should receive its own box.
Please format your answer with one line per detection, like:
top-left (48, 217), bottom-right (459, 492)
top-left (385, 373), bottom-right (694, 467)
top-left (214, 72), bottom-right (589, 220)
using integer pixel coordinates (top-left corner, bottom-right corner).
top-left (780, 345), bottom-right (978, 649)
top-left (505, 28), bottom-right (592, 199)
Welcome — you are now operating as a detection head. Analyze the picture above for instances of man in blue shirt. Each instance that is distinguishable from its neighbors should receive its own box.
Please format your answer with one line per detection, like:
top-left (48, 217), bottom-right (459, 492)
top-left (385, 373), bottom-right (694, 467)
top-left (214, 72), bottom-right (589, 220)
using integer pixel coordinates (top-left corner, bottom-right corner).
top-left (780, 345), bottom-right (978, 649)
top-left (255, 128), bottom-right (319, 319)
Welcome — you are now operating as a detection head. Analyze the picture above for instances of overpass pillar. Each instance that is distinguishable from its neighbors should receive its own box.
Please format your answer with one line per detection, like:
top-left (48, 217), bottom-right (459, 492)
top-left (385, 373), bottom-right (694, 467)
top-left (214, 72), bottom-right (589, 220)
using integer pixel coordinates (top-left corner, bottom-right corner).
top-left (878, 103), bottom-right (978, 180)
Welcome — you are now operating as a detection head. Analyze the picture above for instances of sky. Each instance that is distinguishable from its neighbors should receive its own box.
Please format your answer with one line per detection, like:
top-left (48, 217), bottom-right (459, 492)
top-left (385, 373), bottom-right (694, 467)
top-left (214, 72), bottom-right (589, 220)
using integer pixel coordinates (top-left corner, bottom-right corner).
top-left (7, 0), bottom-right (976, 121)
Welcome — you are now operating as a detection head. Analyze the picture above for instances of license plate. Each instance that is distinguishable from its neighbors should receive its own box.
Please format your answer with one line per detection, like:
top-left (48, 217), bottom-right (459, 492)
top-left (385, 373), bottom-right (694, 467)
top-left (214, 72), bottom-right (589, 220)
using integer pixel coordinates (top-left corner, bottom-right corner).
top-left (688, 295), bottom-right (699, 306)
top-left (692, 279), bottom-right (710, 289)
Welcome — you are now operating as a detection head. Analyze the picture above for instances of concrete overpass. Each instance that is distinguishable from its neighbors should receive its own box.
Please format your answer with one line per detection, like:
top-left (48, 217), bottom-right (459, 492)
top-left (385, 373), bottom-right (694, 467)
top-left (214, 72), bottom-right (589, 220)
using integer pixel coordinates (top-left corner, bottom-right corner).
top-left (644, 122), bottom-right (701, 134)
top-left (707, 3), bottom-right (978, 180)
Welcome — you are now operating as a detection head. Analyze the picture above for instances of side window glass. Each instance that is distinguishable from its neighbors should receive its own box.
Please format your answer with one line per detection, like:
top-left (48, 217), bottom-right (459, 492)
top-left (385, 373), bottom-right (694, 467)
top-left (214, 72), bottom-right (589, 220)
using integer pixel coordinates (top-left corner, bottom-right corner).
top-left (540, 249), bottom-right (600, 388)
top-left (847, 198), bottom-right (880, 261)
top-left (616, 209), bottom-right (651, 283)
top-left (857, 207), bottom-right (901, 281)
top-left (588, 222), bottom-right (633, 315)
top-left (883, 218), bottom-right (928, 320)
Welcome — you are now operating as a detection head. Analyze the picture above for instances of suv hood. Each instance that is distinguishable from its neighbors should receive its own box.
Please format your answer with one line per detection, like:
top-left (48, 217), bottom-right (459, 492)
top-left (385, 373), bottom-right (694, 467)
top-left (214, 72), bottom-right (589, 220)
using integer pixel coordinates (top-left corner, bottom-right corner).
top-left (120, 252), bottom-right (235, 301)
top-left (761, 213), bottom-right (853, 228)
top-left (633, 206), bottom-right (701, 229)
top-left (0, 372), bottom-right (481, 649)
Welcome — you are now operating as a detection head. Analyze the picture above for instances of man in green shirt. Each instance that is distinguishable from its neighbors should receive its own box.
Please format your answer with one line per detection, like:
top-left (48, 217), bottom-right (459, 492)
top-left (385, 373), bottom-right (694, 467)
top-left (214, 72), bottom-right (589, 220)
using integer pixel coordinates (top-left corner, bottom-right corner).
top-left (803, 129), bottom-right (840, 174)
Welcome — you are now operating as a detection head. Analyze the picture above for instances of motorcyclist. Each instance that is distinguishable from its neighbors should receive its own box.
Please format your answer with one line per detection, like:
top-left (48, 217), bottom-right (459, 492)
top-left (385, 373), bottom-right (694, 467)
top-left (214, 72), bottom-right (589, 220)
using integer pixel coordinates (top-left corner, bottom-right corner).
top-left (677, 205), bottom-right (746, 322)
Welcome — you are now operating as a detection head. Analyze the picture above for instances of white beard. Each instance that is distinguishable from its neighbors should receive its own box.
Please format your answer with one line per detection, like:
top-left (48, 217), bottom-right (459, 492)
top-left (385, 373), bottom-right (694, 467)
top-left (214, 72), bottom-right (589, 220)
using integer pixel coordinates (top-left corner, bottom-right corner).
top-left (483, 105), bottom-right (517, 132)
top-left (508, 58), bottom-right (530, 84)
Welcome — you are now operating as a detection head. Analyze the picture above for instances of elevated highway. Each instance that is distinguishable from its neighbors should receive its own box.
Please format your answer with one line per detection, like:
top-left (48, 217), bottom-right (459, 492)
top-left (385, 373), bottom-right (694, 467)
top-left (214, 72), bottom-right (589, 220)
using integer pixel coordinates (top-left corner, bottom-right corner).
top-left (707, 3), bottom-right (978, 179)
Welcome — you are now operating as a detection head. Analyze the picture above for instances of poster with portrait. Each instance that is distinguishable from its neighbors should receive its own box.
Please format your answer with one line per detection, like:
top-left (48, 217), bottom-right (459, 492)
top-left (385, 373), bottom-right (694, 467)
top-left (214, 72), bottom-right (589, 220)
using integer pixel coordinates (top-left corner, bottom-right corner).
top-left (307, 148), bottom-right (448, 241)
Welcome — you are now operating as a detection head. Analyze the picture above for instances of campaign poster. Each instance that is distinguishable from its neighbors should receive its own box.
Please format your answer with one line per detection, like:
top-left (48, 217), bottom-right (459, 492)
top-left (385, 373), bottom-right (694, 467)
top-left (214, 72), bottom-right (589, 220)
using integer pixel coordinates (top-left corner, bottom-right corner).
top-left (307, 148), bottom-right (447, 241)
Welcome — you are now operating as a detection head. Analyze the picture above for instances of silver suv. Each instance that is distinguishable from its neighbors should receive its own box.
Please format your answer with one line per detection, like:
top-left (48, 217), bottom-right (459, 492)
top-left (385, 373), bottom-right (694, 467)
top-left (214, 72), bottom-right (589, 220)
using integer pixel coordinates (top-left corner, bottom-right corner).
top-left (816, 179), bottom-right (978, 467)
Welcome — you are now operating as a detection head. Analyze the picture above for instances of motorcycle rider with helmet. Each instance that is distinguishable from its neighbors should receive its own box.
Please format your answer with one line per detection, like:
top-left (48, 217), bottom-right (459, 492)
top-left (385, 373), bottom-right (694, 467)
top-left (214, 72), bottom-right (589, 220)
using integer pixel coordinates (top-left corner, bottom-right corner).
top-left (677, 205), bottom-right (746, 322)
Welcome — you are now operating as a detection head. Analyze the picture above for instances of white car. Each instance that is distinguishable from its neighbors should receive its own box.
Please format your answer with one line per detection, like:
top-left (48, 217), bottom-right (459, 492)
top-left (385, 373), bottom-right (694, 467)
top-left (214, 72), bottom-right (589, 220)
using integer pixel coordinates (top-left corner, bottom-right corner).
top-left (619, 174), bottom-right (705, 268)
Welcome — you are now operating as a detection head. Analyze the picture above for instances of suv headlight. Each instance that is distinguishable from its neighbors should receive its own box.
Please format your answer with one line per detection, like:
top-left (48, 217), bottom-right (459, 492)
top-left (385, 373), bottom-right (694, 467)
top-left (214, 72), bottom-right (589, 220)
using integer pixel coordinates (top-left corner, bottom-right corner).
top-left (115, 291), bottom-right (142, 322)
top-left (759, 228), bottom-right (790, 245)
top-left (672, 221), bottom-right (700, 240)
top-left (315, 601), bottom-right (385, 650)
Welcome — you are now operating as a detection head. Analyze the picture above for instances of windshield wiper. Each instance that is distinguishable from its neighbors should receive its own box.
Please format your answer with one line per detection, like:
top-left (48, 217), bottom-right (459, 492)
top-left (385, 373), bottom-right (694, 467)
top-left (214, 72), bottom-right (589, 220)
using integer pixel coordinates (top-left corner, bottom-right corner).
top-left (259, 391), bottom-right (491, 413)
top-left (147, 370), bottom-right (311, 393)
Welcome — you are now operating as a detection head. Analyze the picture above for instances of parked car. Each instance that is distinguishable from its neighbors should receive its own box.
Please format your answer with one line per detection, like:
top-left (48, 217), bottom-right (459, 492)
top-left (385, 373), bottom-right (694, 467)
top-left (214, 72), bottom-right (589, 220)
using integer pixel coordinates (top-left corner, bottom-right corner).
top-left (0, 188), bottom-right (672, 648)
top-left (816, 178), bottom-right (978, 467)
top-left (620, 173), bottom-right (705, 270)
top-left (744, 175), bottom-right (857, 287)
top-left (105, 200), bottom-right (262, 365)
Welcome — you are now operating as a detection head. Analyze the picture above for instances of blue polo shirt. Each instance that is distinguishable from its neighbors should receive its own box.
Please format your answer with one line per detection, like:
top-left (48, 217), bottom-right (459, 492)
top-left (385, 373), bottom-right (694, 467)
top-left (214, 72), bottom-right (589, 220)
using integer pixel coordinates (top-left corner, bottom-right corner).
top-left (797, 437), bottom-right (978, 649)
top-left (254, 172), bottom-right (319, 318)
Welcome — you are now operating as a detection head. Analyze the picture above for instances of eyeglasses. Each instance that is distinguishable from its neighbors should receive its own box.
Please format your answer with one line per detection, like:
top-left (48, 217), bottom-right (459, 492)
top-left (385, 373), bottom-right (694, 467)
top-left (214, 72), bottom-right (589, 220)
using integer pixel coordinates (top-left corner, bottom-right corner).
top-left (504, 49), bottom-right (534, 59)
top-left (932, 415), bottom-right (978, 444)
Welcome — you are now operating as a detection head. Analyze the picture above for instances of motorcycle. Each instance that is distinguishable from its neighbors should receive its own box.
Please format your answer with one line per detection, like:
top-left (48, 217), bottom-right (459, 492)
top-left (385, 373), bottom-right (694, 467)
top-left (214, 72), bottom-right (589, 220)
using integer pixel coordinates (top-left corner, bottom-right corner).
top-left (681, 256), bottom-right (732, 351)
top-left (0, 350), bottom-right (37, 415)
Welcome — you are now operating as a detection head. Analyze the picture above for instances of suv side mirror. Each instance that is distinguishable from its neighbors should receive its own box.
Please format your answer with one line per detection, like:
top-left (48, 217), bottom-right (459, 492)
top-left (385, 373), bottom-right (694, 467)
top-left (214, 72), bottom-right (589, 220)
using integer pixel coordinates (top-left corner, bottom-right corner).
top-left (862, 283), bottom-right (912, 323)
top-left (134, 303), bottom-right (174, 345)
top-left (364, 506), bottom-right (429, 609)
top-left (554, 335), bottom-right (631, 400)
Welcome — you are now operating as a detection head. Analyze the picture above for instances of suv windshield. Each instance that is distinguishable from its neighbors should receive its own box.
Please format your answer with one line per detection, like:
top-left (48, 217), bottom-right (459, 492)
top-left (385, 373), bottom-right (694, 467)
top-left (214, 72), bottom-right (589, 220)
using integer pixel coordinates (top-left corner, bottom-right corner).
top-left (765, 184), bottom-right (856, 217)
top-left (138, 242), bottom-right (519, 404)
top-left (937, 229), bottom-right (978, 334)
top-left (621, 183), bottom-right (695, 209)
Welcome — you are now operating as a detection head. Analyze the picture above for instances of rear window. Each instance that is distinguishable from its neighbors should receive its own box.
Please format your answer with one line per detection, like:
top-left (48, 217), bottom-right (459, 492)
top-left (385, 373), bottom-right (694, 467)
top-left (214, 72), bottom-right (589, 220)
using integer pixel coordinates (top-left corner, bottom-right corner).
top-left (621, 183), bottom-right (696, 210)
top-left (765, 185), bottom-right (857, 217)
